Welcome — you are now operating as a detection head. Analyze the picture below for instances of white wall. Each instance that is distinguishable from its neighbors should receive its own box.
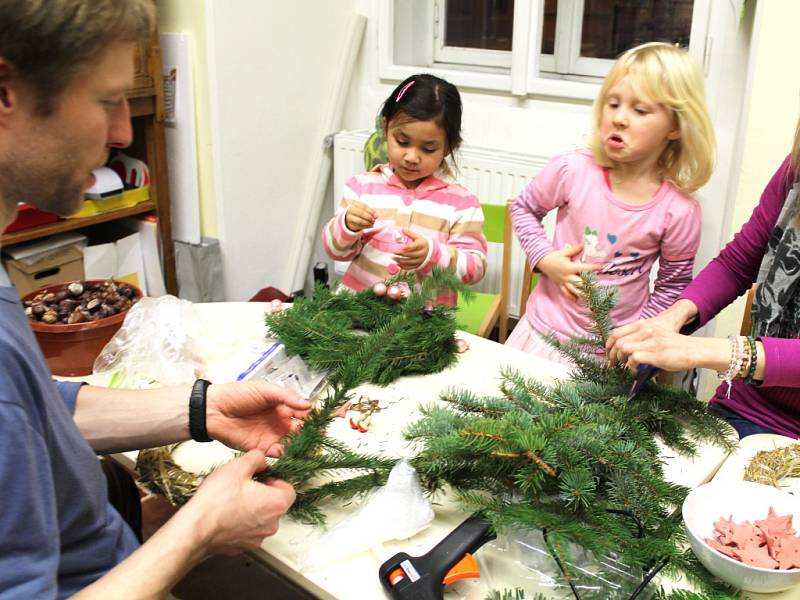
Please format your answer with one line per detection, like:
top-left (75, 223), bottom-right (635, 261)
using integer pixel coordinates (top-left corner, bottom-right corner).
top-left (204, 0), bottom-right (358, 300)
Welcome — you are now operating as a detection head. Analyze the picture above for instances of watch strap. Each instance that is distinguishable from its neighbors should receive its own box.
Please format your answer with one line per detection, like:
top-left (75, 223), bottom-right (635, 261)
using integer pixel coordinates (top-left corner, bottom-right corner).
top-left (189, 378), bottom-right (212, 442)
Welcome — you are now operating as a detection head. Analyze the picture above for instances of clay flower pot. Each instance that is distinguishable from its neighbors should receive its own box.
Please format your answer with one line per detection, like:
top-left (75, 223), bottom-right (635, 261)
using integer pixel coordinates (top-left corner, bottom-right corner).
top-left (23, 279), bottom-right (142, 376)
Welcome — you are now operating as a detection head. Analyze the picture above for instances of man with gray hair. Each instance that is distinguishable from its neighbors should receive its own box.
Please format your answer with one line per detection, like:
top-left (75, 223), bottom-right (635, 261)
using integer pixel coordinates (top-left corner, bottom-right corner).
top-left (0, 2), bottom-right (309, 597)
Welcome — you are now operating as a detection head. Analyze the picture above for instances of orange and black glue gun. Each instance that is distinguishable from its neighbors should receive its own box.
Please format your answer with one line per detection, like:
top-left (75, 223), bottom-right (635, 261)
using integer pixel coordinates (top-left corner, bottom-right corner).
top-left (378, 515), bottom-right (495, 600)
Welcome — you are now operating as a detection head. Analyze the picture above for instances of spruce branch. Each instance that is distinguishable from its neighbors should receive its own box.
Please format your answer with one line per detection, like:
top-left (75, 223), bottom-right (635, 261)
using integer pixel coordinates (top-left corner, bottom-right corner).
top-left (252, 269), bottom-right (737, 595)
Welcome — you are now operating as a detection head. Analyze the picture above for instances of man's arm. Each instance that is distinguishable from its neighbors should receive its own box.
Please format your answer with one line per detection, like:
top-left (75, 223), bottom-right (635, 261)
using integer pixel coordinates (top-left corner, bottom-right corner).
top-left (73, 380), bottom-right (311, 455)
top-left (73, 450), bottom-right (295, 599)
top-left (72, 384), bottom-right (191, 454)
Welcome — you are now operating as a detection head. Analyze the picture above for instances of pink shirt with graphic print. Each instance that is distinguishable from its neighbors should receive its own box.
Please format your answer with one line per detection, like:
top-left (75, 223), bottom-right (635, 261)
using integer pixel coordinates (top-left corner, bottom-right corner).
top-left (512, 150), bottom-right (701, 340)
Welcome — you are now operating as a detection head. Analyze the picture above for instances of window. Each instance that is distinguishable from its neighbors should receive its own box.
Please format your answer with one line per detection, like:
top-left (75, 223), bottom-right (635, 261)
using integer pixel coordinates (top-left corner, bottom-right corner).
top-left (539, 0), bottom-right (698, 78)
top-left (435, 0), bottom-right (514, 69)
top-left (382, 0), bottom-right (711, 98)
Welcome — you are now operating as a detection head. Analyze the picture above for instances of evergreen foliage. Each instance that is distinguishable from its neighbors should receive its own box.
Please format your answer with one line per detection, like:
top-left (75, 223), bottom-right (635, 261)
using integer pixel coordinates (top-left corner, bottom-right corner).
top-left (402, 274), bottom-right (737, 598)
top-left (257, 269), bottom-right (471, 522)
top-left (258, 271), bottom-right (737, 598)
top-left (264, 269), bottom-right (471, 388)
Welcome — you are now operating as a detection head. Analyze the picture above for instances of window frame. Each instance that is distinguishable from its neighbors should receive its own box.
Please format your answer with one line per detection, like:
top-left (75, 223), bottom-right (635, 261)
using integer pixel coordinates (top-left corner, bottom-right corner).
top-left (379, 0), bottom-right (712, 100)
top-left (564, 0), bottom-right (711, 78)
top-left (433, 0), bottom-right (513, 69)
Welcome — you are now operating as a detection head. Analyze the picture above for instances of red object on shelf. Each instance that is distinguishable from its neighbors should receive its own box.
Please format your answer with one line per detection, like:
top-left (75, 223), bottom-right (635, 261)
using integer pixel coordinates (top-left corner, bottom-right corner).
top-left (4, 203), bottom-right (59, 233)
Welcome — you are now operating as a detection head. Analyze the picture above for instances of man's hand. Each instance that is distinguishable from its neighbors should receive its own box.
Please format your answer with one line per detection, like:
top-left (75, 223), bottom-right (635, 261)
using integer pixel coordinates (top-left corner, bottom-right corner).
top-left (187, 450), bottom-right (296, 555)
top-left (537, 244), bottom-right (599, 301)
top-left (206, 381), bottom-right (311, 456)
top-left (344, 200), bottom-right (377, 232)
top-left (394, 229), bottom-right (429, 270)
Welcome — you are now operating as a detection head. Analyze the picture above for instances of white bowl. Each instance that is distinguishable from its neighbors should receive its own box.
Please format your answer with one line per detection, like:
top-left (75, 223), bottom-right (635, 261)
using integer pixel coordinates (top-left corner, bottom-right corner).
top-left (682, 480), bottom-right (800, 593)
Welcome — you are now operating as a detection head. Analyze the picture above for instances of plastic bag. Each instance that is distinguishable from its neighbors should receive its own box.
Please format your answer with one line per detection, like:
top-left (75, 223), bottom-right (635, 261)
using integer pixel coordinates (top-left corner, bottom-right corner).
top-left (92, 295), bottom-right (208, 387)
top-left (249, 346), bottom-right (327, 399)
top-left (486, 528), bottom-right (658, 600)
top-left (299, 460), bottom-right (434, 569)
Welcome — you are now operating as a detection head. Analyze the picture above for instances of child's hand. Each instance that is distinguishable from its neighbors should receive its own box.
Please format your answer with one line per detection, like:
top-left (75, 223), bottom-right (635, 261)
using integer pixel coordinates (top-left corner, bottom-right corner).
top-left (394, 229), bottom-right (429, 270)
top-left (537, 244), bottom-right (600, 301)
top-left (344, 201), bottom-right (378, 232)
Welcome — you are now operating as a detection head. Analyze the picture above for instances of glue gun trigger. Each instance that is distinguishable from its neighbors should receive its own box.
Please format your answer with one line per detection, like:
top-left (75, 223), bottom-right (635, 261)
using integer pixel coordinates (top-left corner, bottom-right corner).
top-left (442, 553), bottom-right (480, 585)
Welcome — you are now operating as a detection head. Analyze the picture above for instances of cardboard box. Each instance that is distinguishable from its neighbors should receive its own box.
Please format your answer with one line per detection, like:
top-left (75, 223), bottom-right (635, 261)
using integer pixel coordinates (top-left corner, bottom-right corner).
top-left (3, 245), bottom-right (84, 296)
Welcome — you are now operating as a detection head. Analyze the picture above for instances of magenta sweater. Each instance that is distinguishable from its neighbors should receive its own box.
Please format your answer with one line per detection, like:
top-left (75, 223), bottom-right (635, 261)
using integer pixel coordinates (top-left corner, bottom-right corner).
top-left (680, 156), bottom-right (800, 438)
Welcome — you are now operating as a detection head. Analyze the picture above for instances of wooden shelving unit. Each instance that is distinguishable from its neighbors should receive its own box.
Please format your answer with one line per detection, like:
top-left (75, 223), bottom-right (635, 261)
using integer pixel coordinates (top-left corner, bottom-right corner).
top-left (1, 2), bottom-right (177, 294)
top-left (2, 202), bottom-right (157, 246)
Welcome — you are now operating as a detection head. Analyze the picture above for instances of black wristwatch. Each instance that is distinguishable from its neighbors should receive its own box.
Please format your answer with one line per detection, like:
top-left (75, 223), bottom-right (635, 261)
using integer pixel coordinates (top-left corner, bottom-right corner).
top-left (189, 379), bottom-right (213, 442)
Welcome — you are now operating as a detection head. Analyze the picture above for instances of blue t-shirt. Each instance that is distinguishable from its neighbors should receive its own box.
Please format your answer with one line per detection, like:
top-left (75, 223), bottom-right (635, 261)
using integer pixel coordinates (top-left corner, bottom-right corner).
top-left (0, 277), bottom-right (139, 598)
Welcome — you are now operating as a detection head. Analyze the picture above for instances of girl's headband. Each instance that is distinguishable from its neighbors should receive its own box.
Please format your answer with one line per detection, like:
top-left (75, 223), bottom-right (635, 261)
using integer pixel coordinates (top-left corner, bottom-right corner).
top-left (395, 80), bottom-right (415, 103)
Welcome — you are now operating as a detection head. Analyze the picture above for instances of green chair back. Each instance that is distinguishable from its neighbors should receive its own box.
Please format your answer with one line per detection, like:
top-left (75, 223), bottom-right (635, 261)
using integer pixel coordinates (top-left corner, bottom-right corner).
top-left (481, 203), bottom-right (507, 244)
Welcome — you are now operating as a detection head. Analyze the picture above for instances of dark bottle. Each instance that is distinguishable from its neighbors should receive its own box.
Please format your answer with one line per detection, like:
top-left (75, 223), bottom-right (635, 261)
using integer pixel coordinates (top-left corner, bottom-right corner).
top-left (313, 262), bottom-right (329, 288)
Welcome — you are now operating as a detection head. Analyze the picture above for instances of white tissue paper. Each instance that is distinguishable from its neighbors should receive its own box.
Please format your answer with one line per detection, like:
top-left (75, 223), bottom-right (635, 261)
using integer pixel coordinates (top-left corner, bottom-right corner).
top-left (300, 460), bottom-right (434, 569)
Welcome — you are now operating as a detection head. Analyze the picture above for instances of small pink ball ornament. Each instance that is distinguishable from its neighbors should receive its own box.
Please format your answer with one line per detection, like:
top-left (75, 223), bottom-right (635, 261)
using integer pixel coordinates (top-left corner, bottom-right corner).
top-left (387, 285), bottom-right (402, 300)
top-left (269, 299), bottom-right (283, 314)
top-left (455, 338), bottom-right (470, 353)
top-left (372, 282), bottom-right (387, 297)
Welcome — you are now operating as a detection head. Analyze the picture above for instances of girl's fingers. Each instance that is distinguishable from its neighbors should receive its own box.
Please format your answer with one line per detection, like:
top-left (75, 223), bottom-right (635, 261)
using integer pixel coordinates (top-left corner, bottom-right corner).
top-left (561, 284), bottom-right (579, 301)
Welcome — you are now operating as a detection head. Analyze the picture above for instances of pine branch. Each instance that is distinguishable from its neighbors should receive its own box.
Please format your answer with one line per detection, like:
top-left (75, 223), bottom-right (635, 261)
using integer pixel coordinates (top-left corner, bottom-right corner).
top-left (259, 269), bottom-right (736, 597)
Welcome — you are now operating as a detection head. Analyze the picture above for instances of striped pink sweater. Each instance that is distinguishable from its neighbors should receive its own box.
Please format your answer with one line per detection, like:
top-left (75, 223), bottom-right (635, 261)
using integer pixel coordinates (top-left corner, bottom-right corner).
top-left (322, 165), bottom-right (487, 305)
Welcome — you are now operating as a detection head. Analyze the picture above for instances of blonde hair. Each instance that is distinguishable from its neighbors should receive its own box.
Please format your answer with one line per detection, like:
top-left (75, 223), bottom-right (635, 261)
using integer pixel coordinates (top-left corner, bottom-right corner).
top-left (792, 115), bottom-right (800, 180)
top-left (589, 42), bottom-right (716, 194)
top-left (791, 116), bottom-right (800, 224)
top-left (0, 0), bottom-right (155, 116)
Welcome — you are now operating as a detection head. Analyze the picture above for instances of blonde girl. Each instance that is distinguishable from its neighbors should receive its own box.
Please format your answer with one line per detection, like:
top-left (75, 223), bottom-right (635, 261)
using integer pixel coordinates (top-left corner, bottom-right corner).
top-left (507, 42), bottom-right (716, 363)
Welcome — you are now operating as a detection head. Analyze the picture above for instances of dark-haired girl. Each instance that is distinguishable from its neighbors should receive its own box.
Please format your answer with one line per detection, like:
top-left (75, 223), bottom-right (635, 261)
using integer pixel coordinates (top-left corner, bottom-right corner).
top-left (322, 74), bottom-right (487, 305)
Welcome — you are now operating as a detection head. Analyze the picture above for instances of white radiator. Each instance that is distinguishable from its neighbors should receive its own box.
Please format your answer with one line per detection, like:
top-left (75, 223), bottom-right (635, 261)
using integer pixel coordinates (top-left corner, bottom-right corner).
top-left (332, 130), bottom-right (553, 318)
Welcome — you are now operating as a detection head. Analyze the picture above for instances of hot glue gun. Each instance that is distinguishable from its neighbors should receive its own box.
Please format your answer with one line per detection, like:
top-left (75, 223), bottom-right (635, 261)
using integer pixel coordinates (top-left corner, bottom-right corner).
top-left (378, 515), bottom-right (495, 600)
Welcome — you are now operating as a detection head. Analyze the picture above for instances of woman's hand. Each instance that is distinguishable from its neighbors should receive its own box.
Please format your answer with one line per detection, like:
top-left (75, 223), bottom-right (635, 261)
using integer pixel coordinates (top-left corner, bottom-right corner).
top-left (344, 200), bottom-right (377, 232)
top-left (606, 299), bottom-right (699, 367)
top-left (206, 381), bottom-right (311, 456)
top-left (394, 229), bottom-right (430, 270)
top-left (608, 321), bottom-right (729, 372)
top-left (537, 245), bottom-right (599, 301)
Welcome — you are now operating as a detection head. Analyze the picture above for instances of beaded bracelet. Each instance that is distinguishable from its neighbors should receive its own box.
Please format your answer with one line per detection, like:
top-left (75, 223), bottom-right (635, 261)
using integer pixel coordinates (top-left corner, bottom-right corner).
top-left (717, 335), bottom-right (746, 398)
top-left (737, 336), bottom-right (753, 379)
top-left (743, 336), bottom-right (758, 384)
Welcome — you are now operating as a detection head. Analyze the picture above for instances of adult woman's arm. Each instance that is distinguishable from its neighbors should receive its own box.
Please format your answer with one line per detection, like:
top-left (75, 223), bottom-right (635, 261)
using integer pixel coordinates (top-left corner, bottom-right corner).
top-left (609, 318), bottom-right (767, 381)
top-left (758, 337), bottom-right (800, 388)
